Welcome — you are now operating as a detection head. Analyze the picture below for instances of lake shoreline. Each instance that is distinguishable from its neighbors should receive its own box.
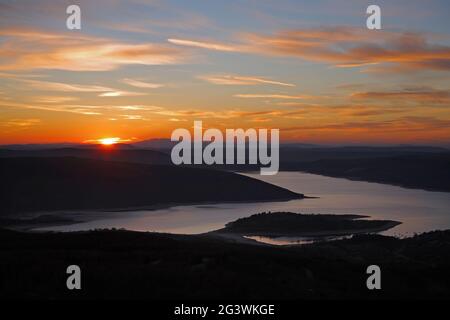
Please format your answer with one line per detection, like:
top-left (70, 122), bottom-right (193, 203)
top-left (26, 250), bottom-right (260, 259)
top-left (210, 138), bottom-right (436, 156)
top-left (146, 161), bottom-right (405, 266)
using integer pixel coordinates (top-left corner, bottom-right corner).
top-left (241, 169), bottom-right (450, 194)
top-left (282, 169), bottom-right (450, 194)
top-left (3, 210), bottom-right (403, 249)
top-left (0, 196), bottom-right (308, 232)
top-left (3, 171), bottom-right (449, 236)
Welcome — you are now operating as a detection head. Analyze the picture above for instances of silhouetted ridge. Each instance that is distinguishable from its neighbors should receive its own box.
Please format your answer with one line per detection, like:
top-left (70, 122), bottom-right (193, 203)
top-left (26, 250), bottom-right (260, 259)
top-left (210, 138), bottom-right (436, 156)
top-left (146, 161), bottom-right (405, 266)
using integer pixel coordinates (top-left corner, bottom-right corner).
top-left (281, 153), bottom-right (450, 192)
top-left (0, 157), bottom-right (302, 215)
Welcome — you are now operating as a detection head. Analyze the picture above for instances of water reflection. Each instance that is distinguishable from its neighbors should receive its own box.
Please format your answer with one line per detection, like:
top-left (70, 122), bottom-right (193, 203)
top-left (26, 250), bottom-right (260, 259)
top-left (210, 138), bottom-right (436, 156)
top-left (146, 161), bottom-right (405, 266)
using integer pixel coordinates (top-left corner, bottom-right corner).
top-left (34, 172), bottom-right (450, 236)
top-left (245, 235), bottom-right (353, 246)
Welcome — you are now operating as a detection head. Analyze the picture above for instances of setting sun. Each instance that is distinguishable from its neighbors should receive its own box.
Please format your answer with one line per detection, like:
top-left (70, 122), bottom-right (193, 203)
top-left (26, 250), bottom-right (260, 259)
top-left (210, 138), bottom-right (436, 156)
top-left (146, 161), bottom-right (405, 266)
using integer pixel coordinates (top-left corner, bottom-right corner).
top-left (98, 137), bottom-right (121, 145)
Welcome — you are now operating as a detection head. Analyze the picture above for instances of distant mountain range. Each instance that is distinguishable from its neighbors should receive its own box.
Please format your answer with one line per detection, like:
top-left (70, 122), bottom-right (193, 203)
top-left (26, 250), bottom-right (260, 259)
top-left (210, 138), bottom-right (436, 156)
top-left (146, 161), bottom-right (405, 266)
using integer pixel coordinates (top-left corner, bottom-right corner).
top-left (2, 139), bottom-right (447, 152)
top-left (0, 147), bottom-right (170, 165)
top-left (131, 138), bottom-right (177, 150)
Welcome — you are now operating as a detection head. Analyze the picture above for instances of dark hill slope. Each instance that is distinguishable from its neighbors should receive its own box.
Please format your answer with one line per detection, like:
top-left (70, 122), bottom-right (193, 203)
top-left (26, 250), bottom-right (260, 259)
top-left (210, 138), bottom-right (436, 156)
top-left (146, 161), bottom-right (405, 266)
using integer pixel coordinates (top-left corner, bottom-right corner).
top-left (0, 157), bottom-right (302, 215)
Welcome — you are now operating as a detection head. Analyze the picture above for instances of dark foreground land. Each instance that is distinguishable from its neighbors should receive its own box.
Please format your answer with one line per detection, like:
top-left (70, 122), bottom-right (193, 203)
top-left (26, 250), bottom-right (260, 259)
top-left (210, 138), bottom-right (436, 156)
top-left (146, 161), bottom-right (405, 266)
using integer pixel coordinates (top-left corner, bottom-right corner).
top-left (1, 228), bottom-right (450, 300)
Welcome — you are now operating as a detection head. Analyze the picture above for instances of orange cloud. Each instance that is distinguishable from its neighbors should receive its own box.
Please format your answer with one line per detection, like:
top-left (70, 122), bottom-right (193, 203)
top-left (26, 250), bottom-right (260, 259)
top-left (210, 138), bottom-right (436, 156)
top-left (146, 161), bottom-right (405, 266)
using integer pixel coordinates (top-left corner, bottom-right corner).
top-left (115, 105), bottom-right (163, 111)
top-left (0, 28), bottom-right (186, 71)
top-left (283, 116), bottom-right (450, 132)
top-left (23, 79), bottom-right (114, 92)
top-left (0, 100), bottom-right (104, 116)
top-left (1, 118), bottom-right (41, 128)
top-left (234, 94), bottom-right (313, 100)
top-left (33, 96), bottom-right (79, 104)
top-left (170, 27), bottom-right (450, 72)
top-left (351, 87), bottom-right (450, 104)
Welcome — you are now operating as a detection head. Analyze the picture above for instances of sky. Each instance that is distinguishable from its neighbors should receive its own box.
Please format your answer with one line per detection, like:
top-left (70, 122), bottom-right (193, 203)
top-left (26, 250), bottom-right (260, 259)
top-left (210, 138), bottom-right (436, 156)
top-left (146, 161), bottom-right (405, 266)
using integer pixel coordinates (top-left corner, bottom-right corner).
top-left (0, 0), bottom-right (449, 145)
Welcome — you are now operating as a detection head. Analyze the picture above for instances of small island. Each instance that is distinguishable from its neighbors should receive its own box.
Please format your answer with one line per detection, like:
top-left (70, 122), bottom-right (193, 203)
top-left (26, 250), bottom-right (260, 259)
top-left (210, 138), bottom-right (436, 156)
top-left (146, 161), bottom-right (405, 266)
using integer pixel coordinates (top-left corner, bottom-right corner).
top-left (212, 212), bottom-right (401, 238)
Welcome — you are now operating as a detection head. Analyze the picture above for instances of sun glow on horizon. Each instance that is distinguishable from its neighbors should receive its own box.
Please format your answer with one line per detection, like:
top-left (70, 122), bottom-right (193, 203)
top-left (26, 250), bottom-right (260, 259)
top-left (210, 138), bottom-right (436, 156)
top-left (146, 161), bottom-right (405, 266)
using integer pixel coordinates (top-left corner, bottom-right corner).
top-left (98, 137), bottom-right (121, 145)
top-left (83, 137), bottom-right (135, 146)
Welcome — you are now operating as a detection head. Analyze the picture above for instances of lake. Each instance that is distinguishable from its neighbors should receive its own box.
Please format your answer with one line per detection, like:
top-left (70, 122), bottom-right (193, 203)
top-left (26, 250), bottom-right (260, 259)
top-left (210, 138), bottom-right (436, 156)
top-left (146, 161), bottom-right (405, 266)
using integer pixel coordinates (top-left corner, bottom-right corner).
top-left (35, 172), bottom-right (450, 240)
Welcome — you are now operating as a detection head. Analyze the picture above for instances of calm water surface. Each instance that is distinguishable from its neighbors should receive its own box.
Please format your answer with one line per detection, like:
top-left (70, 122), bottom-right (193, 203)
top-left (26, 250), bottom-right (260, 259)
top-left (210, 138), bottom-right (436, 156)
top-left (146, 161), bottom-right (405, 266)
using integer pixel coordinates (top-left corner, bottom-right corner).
top-left (35, 172), bottom-right (450, 239)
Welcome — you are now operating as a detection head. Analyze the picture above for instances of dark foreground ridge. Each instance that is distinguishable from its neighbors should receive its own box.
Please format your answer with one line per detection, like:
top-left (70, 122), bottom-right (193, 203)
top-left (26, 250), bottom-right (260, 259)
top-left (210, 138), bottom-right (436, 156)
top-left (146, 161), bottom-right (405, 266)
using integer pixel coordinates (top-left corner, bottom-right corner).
top-left (214, 212), bottom-right (400, 237)
top-left (0, 157), bottom-right (302, 215)
top-left (0, 228), bottom-right (449, 299)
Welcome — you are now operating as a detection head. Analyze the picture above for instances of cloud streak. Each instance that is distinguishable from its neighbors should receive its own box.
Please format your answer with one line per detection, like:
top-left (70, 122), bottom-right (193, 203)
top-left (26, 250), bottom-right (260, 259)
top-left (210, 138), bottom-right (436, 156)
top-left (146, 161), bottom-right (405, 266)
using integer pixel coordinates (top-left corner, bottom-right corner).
top-left (199, 74), bottom-right (294, 87)
top-left (170, 27), bottom-right (450, 72)
top-left (22, 79), bottom-right (144, 97)
top-left (121, 78), bottom-right (165, 89)
top-left (1, 118), bottom-right (41, 128)
top-left (167, 38), bottom-right (238, 52)
top-left (351, 87), bottom-right (450, 104)
top-left (234, 93), bottom-right (312, 100)
top-left (0, 28), bottom-right (186, 71)
top-left (24, 80), bottom-right (114, 93)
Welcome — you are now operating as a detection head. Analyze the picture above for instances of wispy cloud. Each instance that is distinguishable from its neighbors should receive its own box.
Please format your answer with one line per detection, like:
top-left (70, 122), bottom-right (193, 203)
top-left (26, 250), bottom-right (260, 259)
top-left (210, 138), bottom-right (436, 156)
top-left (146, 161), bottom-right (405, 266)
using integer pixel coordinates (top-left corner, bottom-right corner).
top-left (23, 79), bottom-right (114, 93)
top-left (199, 74), bottom-right (294, 87)
top-left (0, 100), bottom-right (104, 116)
top-left (121, 78), bottom-right (165, 89)
top-left (0, 28), bottom-right (186, 71)
top-left (351, 87), bottom-right (450, 104)
top-left (234, 93), bottom-right (312, 99)
top-left (168, 38), bottom-right (239, 52)
top-left (0, 72), bottom-right (47, 79)
top-left (23, 79), bottom-right (144, 97)
top-left (168, 118), bottom-right (187, 122)
top-left (1, 118), bottom-right (41, 128)
top-left (115, 105), bottom-right (163, 111)
top-left (282, 116), bottom-right (450, 133)
top-left (169, 27), bottom-right (450, 72)
top-left (120, 114), bottom-right (148, 120)
top-left (98, 91), bottom-right (146, 97)
top-left (33, 96), bottom-right (79, 104)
